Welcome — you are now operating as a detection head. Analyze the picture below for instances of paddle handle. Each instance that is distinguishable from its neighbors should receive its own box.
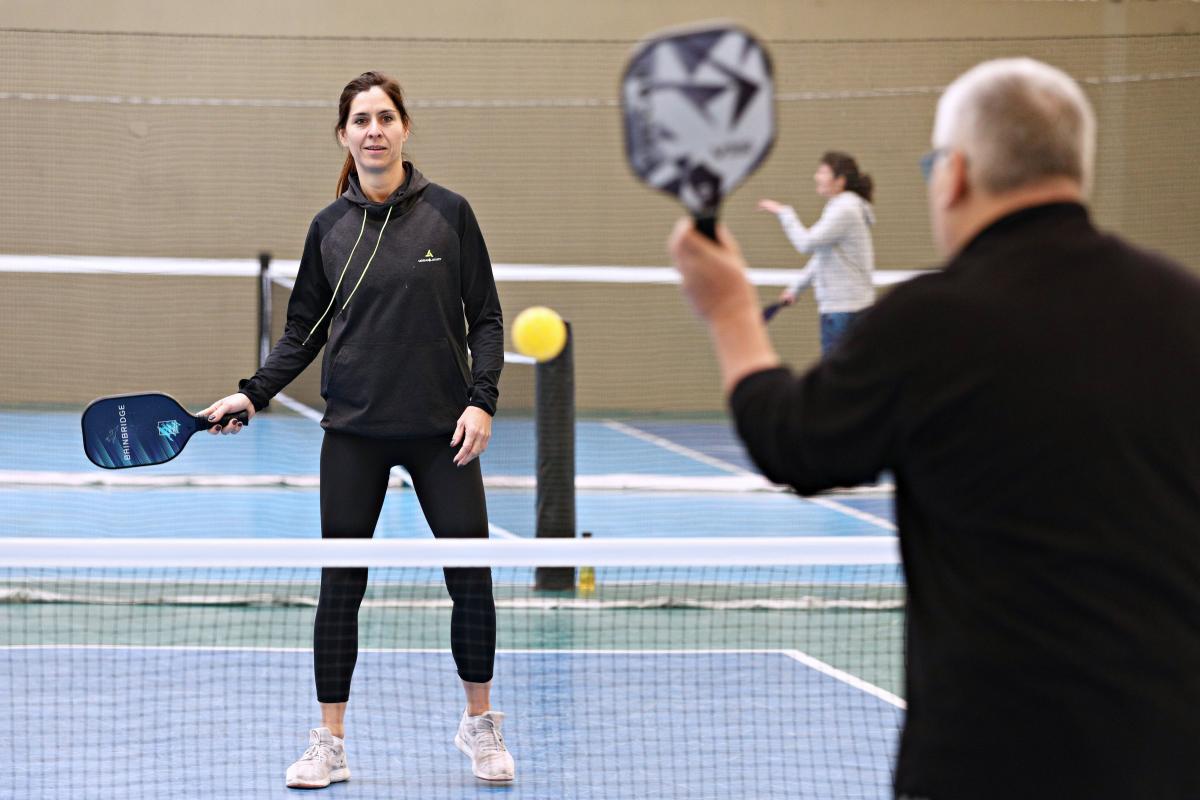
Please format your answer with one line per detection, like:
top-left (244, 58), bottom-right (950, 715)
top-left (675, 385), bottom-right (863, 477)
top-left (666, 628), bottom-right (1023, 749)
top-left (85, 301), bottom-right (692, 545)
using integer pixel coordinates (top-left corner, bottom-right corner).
top-left (694, 214), bottom-right (717, 241)
top-left (763, 301), bottom-right (785, 322)
top-left (193, 410), bottom-right (250, 431)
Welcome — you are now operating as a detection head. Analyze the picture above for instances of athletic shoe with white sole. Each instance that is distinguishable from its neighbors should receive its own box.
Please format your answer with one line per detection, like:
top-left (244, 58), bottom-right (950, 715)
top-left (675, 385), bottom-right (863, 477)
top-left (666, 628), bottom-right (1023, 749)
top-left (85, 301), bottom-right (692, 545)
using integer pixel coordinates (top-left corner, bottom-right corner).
top-left (285, 727), bottom-right (350, 789)
top-left (454, 710), bottom-right (515, 782)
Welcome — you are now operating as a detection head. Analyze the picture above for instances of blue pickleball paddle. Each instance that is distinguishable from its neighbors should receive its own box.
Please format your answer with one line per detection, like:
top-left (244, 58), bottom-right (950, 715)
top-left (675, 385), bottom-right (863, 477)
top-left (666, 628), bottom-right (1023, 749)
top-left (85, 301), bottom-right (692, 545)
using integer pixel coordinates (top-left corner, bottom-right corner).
top-left (81, 392), bottom-right (248, 469)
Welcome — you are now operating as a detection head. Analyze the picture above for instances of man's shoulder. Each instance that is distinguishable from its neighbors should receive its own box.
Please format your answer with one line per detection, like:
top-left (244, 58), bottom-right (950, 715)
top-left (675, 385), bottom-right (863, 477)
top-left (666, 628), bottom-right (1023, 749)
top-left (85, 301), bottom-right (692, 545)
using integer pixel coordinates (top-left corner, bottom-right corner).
top-left (872, 267), bottom-right (962, 311)
top-left (1103, 231), bottom-right (1199, 282)
top-left (850, 266), bottom-right (999, 353)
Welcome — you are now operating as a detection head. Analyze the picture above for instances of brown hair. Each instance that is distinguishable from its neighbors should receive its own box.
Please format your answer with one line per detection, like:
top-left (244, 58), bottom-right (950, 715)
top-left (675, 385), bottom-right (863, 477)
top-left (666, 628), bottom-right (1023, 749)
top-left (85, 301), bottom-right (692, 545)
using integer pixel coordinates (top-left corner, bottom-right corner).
top-left (334, 71), bottom-right (411, 197)
top-left (820, 151), bottom-right (873, 203)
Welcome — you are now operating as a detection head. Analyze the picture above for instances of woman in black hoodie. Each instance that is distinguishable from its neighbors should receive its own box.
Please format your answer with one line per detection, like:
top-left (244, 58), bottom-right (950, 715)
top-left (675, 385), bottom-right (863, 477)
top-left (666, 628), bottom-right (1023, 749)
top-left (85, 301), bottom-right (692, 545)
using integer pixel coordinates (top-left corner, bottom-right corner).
top-left (201, 71), bottom-right (512, 788)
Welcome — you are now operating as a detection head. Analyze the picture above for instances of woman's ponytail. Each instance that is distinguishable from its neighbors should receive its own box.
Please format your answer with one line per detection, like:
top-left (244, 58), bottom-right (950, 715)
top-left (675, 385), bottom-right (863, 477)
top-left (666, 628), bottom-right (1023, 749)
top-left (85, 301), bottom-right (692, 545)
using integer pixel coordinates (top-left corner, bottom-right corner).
top-left (821, 151), bottom-right (873, 203)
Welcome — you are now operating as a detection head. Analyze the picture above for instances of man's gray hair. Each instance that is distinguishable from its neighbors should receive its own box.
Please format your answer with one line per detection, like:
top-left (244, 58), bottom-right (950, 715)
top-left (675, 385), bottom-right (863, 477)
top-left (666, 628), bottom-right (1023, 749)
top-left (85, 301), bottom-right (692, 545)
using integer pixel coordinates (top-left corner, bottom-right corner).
top-left (933, 58), bottom-right (1096, 195)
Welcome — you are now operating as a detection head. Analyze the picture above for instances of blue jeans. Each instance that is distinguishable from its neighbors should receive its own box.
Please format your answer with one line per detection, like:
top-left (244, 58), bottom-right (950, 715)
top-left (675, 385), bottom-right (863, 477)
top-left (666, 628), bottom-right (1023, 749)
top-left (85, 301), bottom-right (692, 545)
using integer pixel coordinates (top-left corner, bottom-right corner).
top-left (819, 310), bottom-right (864, 355)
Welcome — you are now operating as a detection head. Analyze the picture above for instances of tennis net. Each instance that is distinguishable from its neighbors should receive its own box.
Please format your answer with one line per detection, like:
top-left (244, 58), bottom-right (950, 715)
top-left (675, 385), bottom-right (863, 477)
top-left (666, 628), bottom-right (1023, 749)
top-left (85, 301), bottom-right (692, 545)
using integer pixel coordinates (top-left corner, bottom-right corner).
top-left (1, 254), bottom-right (899, 580)
top-left (3, 535), bottom-right (904, 800)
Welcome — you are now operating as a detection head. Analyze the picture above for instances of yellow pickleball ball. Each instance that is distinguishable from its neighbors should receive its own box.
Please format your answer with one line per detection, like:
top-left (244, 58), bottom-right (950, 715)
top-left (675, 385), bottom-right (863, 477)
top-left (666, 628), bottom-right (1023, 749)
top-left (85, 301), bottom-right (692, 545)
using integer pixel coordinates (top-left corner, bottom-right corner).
top-left (512, 306), bottom-right (567, 362)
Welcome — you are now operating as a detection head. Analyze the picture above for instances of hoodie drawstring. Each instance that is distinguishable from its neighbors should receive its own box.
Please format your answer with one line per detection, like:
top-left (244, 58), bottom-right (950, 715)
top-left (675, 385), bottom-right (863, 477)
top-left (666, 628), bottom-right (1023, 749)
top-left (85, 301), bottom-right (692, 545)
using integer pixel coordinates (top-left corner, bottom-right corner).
top-left (337, 205), bottom-right (392, 317)
top-left (302, 206), bottom-right (391, 345)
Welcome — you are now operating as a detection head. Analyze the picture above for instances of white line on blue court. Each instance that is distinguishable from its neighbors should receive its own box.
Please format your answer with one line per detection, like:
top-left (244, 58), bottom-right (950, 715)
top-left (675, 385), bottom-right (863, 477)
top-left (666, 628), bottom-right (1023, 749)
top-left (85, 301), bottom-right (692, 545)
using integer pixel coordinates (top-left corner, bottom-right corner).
top-left (488, 522), bottom-right (521, 539)
top-left (4, 645), bottom-right (902, 707)
top-left (783, 649), bottom-right (906, 709)
top-left (602, 420), bottom-right (897, 531)
top-left (275, 393), bottom-right (521, 538)
top-left (602, 419), bottom-right (747, 474)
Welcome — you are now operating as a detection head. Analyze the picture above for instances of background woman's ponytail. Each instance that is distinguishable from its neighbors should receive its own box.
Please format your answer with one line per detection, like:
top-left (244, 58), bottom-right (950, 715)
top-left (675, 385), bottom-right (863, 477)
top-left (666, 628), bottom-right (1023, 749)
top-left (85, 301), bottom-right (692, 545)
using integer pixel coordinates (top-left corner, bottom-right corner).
top-left (853, 173), bottom-right (874, 203)
top-left (821, 150), bottom-right (873, 203)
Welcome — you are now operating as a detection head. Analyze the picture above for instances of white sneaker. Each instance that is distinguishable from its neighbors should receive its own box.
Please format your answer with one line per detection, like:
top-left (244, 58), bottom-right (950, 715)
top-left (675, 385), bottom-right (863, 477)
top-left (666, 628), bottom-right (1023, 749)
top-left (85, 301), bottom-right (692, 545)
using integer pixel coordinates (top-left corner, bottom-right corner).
top-left (285, 727), bottom-right (351, 789)
top-left (454, 710), bottom-right (515, 782)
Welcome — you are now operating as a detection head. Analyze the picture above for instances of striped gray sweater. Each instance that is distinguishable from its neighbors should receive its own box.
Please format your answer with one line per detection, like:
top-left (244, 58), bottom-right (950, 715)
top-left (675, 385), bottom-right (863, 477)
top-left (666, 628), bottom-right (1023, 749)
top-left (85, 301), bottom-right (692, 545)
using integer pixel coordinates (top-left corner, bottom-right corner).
top-left (774, 191), bottom-right (876, 313)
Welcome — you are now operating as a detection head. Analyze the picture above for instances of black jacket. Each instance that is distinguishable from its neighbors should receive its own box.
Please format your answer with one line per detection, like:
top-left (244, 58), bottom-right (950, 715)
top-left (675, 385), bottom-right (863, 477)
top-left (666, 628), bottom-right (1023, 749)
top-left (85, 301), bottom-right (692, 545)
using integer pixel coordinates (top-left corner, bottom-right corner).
top-left (240, 165), bottom-right (503, 437)
top-left (731, 203), bottom-right (1200, 799)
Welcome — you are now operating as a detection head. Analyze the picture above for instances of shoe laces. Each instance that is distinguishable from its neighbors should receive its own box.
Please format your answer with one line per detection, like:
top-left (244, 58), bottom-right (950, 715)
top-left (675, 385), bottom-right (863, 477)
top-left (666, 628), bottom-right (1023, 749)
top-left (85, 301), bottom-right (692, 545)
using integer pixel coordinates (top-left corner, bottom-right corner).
top-left (471, 716), bottom-right (507, 757)
top-left (300, 739), bottom-right (337, 764)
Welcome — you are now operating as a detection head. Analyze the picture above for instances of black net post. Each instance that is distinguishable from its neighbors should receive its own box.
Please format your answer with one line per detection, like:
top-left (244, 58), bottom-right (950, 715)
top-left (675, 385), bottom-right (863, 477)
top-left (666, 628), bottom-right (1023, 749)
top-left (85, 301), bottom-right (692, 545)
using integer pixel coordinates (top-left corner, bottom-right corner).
top-left (534, 322), bottom-right (576, 591)
top-left (257, 252), bottom-right (272, 369)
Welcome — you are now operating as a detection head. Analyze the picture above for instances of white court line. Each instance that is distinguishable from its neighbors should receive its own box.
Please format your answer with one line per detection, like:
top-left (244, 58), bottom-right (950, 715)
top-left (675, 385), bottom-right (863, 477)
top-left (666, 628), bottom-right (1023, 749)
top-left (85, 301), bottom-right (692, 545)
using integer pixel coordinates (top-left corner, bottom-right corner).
top-left (0, 470), bottom-right (883, 495)
top-left (5, 645), bottom-right (904, 706)
top-left (488, 523), bottom-right (521, 540)
top-left (783, 649), bottom-right (906, 710)
top-left (277, 390), bottom-right (416, 493)
top-left (273, 391), bottom-right (323, 423)
top-left (601, 420), bottom-right (747, 475)
top-left (806, 496), bottom-right (896, 532)
top-left (275, 393), bottom-right (522, 540)
top-left (602, 420), bottom-right (896, 531)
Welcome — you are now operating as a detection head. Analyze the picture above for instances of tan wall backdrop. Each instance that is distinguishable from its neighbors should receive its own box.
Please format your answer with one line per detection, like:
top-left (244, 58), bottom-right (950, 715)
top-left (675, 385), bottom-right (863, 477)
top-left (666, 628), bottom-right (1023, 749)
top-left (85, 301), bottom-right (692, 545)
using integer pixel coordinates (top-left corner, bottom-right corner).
top-left (2, 1), bottom-right (1197, 412)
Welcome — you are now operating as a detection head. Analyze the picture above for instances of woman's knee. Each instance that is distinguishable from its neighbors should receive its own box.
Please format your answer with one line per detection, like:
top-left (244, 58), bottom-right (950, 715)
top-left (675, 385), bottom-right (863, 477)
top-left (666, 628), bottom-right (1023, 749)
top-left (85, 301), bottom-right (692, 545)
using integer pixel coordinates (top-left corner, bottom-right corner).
top-left (319, 567), bottom-right (370, 607)
top-left (443, 566), bottom-right (494, 603)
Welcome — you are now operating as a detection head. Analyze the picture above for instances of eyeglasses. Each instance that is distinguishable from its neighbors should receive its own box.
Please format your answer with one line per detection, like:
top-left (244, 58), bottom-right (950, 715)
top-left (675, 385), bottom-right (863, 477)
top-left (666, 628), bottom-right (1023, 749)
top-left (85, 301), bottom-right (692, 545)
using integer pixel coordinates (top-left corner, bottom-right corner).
top-left (919, 148), bottom-right (950, 182)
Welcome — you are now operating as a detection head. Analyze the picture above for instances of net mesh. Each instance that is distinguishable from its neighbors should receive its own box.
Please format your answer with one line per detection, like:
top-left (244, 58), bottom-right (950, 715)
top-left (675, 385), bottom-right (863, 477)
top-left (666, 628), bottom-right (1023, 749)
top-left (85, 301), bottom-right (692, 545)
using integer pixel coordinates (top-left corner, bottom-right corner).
top-left (1, 256), bottom-right (896, 569)
top-left (3, 537), bottom-right (903, 800)
top-left (0, 257), bottom-right (896, 544)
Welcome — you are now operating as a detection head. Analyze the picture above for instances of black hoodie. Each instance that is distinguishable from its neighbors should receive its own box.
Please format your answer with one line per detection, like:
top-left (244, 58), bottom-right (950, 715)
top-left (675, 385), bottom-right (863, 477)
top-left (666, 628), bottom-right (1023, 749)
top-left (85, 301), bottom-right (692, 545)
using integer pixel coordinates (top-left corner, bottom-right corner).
top-left (239, 164), bottom-right (503, 437)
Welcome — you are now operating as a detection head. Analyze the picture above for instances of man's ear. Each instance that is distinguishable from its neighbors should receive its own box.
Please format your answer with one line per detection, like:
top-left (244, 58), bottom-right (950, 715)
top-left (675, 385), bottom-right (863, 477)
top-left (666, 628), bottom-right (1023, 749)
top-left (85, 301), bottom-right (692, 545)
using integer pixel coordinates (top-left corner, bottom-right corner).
top-left (930, 149), bottom-right (968, 213)
top-left (941, 150), bottom-right (970, 209)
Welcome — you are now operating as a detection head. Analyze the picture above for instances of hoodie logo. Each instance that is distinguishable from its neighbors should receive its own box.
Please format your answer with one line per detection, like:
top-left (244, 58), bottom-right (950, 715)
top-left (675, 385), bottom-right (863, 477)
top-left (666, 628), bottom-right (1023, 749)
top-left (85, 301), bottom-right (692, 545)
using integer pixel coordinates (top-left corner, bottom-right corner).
top-left (417, 249), bottom-right (443, 264)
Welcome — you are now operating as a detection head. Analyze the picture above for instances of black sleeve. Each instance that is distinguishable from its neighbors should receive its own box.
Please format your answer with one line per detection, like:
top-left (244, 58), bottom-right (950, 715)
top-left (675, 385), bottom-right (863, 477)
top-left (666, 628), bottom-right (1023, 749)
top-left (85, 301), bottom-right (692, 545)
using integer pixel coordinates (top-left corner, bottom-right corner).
top-left (237, 219), bottom-right (334, 410)
top-left (458, 201), bottom-right (503, 415)
top-left (728, 304), bottom-right (907, 494)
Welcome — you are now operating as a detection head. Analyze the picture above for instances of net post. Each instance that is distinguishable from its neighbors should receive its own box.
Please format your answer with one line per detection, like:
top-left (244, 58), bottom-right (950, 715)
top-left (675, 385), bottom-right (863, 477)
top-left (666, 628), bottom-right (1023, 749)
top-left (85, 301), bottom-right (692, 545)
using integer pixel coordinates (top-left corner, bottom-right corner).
top-left (534, 321), bottom-right (576, 591)
top-left (257, 252), bottom-right (272, 369)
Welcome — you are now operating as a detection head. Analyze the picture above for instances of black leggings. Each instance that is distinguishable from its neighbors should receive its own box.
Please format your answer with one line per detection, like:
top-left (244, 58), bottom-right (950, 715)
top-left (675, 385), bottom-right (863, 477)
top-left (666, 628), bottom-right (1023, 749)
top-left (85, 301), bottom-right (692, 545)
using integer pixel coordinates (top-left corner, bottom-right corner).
top-left (314, 429), bottom-right (495, 703)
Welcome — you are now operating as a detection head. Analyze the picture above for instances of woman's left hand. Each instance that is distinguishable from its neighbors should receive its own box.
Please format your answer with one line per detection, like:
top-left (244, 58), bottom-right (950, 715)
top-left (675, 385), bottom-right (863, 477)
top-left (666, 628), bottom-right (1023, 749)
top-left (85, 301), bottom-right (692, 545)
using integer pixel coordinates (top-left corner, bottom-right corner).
top-left (757, 199), bottom-right (787, 215)
top-left (452, 406), bottom-right (493, 466)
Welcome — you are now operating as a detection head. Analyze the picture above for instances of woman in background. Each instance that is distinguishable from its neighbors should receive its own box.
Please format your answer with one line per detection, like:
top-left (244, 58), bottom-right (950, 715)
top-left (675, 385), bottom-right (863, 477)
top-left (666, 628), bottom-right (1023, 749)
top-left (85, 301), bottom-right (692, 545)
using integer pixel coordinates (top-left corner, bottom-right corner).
top-left (759, 151), bottom-right (877, 354)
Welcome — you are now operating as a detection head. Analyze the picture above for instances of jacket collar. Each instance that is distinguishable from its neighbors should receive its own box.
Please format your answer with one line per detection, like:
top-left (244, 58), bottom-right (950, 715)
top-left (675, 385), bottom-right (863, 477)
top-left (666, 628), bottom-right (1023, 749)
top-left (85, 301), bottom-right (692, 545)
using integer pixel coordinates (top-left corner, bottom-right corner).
top-left (343, 162), bottom-right (429, 216)
top-left (958, 202), bottom-right (1091, 260)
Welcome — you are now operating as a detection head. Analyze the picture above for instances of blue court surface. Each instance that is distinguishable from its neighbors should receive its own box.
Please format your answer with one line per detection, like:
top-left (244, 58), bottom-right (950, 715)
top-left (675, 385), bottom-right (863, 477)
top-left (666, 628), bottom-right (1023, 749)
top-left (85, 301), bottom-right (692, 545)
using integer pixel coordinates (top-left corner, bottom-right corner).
top-left (5, 648), bottom-right (902, 799)
top-left (1, 407), bottom-right (902, 799)
top-left (0, 408), bottom-right (895, 540)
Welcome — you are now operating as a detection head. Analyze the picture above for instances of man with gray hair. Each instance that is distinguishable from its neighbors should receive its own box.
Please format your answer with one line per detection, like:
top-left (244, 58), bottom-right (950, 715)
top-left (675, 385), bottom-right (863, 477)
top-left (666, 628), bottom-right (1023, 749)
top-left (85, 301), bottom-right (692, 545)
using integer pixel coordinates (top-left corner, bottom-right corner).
top-left (669, 57), bottom-right (1200, 798)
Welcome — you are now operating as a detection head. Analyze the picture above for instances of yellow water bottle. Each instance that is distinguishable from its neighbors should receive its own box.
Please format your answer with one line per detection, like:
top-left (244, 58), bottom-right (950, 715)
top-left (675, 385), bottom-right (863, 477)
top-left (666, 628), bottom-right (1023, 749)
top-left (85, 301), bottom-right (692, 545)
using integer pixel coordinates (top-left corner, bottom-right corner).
top-left (578, 531), bottom-right (596, 595)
